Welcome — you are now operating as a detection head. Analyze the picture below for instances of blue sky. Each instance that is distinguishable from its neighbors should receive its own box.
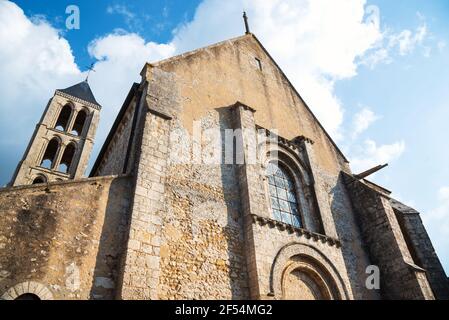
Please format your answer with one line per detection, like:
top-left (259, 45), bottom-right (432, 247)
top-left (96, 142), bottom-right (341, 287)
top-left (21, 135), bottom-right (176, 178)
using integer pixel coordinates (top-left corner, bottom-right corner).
top-left (0, 0), bottom-right (448, 274)
top-left (12, 0), bottom-right (201, 68)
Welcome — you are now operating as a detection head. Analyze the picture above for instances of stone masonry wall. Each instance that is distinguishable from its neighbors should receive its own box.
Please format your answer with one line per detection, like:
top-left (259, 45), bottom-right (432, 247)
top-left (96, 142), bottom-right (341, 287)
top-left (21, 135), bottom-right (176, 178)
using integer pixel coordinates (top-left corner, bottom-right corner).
top-left (158, 108), bottom-right (249, 299)
top-left (0, 176), bottom-right (132, 300)
top-left (95, 102), bottom-right (136, 176)
top-left (232, 104), bottom-right (354, 300)
top-left (343, 173), bottom-right (434, 300)
top-left (146, 34), bottom-right (349, 176)
top-left (115, 34), bottom-right (445, 300)
top-left (392, 202), bottom-right (449, 299)
top-left (249, 218), bottom-right (350, 299)
top-left (118, 107), bottom-right (171, 300)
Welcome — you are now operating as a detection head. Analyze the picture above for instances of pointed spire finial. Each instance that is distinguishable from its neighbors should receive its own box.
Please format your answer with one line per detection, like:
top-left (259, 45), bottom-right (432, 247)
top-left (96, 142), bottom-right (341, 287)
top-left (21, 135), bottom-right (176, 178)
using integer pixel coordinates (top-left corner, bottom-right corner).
top-left (243, 11), bottom-right (250, 34)
top-left (85, 62), bottom-right (96, 83)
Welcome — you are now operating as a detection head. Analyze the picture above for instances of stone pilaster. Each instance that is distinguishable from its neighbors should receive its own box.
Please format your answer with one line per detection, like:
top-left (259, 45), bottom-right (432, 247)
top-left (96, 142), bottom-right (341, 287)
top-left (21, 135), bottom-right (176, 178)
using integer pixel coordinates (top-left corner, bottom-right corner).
top-left (297, 137), bottom-right (337, 238)
top-left (232, 102), bottom-right (269, 299)
top-left (118, 70), bottom-right (173, 299)
top-left (392, 200), bottom-right (449, 300)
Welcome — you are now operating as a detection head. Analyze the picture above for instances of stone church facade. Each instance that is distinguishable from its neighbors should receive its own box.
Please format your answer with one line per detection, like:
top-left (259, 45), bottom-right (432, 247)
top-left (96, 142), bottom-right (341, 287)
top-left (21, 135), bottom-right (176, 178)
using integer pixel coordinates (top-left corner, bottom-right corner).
top-left (0, 33), bottom-right (448, 300)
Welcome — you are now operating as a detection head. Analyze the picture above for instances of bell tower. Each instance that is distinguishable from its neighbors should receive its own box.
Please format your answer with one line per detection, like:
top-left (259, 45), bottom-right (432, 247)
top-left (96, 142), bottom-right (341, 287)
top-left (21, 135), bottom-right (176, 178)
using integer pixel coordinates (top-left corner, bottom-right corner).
top-left (10, 81), bottom-right (101, 186)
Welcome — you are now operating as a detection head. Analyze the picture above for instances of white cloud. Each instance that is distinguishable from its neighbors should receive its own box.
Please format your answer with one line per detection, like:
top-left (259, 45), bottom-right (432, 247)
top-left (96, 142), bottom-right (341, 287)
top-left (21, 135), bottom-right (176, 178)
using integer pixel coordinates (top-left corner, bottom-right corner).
top-left (171, 0), bottom-right (384, 138)
top-left (106, 4), bottom-right (134, 20)
top-left (106, 4), bottom-right (143, 32)
top-left (0, 1), bottom-right (81, 145)
top-left (0, 2), bottom-right (175, 179)
top-left (2, 0), bottom-right (446, 271)
top-left (422, 187), bottom-right (449, 272)
top-left (0, 0), bottom-right (387, 150)
top-left (0, 0), bottom-right (431, 180)
top-left (388, 24), bottom-right (427, 56)
top-left (350, 107), bottom-right (380, 139)
top-left (362, 22), bottom-right (430, 68)
top-left (86, 32), bottom-right (175, 150)
top-left (361, 47), bottom-right (392, 69)
top-left (349, 139), bottom-right (405, 173)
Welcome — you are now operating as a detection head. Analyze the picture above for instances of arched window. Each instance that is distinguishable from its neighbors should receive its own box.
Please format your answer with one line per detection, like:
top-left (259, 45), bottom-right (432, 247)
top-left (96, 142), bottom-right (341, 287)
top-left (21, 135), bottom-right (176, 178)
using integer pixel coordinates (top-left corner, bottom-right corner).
top-left (267, 162), bottom-right (302, 228)
top-left (58, 143), bottom-right (76, 173)
top-left (40, 138), bottom-right (59, 169)
top-left (1, 281), bottom-right (54, 300)
top-left (32, 175), bottom-right (47, 184)
top-left (55, 104), bottom-right (72, 131)
top-left (15, 293), bottom-right (41, 300)
top-left (71, 110), bottom-right (87, 136)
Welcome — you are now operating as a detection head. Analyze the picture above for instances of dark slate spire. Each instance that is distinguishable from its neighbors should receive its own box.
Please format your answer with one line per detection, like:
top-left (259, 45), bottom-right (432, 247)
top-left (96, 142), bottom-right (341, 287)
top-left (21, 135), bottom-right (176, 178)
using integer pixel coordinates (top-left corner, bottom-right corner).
top-left (58, 81), bottom-right (100, 106)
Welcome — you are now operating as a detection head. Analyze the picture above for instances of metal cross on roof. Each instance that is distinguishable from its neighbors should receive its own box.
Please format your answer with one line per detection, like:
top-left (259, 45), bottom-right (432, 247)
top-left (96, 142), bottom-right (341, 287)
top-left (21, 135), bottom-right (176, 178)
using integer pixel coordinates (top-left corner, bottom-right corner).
top-left (243, 11), bottom-right (250, 34)
top-left (85, 63), bottom-right (96, 82)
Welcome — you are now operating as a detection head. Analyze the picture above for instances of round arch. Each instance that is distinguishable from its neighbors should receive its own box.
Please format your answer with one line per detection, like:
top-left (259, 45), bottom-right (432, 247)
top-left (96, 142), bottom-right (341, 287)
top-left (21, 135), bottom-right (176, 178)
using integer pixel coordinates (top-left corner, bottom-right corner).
top-left (263, 143), bottom-right (323, 233)
top-left (39, 136), bottom-right (62, 169)
top-left (32, 174), bottom-right (47, 185)
top-left (58, 142), bottom-right (77, 173)
top-left (70, 107), bottom-right (89, 136)
top-left (261, 142), bottom-right (312, 187)
top-left (0, 282), bottom-right (54, 300)
top-left (269, 242), bottom-right (349, 300)
top-left (55, 102), bottom-right (74, 132)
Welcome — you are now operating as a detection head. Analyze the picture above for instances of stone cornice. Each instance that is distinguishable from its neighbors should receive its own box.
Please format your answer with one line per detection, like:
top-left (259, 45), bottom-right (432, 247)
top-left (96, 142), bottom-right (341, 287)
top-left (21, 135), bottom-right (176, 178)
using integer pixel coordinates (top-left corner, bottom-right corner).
top-left (255, 125), bottom-right (314, 151)
top-left (292, 135), bottom-right (315, 145)
top-left (0, 174), bottom-right (129, 193)
top-left (55, 90), bottom-right (101, 110)
top-left (148, 108), bottom-right (173, 120)
top-left (249, 214), bottom-right (341, 248)
top-left (232, 101), bottom-right (257, 113)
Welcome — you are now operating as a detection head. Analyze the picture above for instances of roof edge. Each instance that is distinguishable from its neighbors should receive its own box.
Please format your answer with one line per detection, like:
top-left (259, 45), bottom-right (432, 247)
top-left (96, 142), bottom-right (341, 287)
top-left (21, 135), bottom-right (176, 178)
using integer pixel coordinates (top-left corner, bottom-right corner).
top-left (89, 83), bottom-right (140, 176)
top-left (55, 90), bottom-right (101, 110)
top-left (148, 33), bottom-right (251, 70)
top-left (249, 34), bottom-right (349, 164)
top-left (142, 32), bottom-right (349, 164)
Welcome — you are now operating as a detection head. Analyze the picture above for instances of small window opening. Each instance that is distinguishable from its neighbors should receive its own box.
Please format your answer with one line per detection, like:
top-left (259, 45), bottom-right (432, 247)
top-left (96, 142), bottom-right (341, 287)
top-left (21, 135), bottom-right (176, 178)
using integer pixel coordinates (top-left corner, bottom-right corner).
top-left (255, 57), bottom-right (263, 71)
top-left (32, 176), bottom-right (46, 184)
top-left (15, 293), bottom-right (41, 300)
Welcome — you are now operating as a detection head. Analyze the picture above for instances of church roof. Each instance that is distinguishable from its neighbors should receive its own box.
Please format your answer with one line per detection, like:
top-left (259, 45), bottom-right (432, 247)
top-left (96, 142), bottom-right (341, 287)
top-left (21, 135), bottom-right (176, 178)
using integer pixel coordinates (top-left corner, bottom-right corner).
top-left (390, 198), bottom-right (420, 215)
top-left (57, 81), bottom-right (100, 106)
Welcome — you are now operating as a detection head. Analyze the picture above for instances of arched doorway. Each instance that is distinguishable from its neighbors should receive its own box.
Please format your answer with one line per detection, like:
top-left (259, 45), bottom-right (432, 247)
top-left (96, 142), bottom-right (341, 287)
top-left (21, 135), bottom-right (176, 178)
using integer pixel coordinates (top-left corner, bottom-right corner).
top-left (270, 243), bottom-right (349, 300)
top-left (281, 261), bottom-right (334, 300)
